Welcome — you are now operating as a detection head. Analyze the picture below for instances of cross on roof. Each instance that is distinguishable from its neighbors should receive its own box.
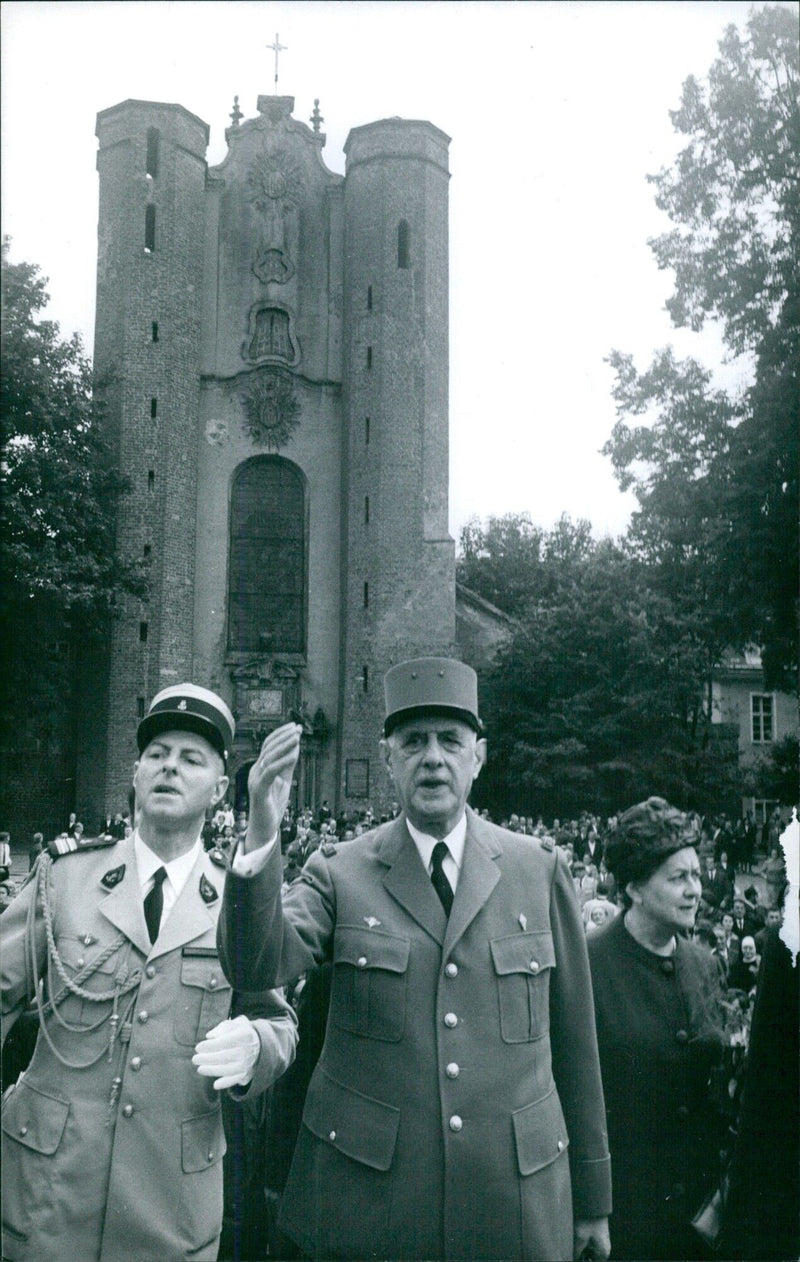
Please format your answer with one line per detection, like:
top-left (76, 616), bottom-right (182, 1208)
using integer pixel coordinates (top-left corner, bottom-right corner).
top-left (268, 33), bottom-right (287, 93)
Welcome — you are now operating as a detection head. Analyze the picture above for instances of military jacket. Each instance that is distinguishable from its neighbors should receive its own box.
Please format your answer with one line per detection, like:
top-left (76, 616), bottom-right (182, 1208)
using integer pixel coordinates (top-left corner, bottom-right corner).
top-left (1, 836), bottom-right (297, 1262)
top-left (220, 809), bottom-right (611, 1260)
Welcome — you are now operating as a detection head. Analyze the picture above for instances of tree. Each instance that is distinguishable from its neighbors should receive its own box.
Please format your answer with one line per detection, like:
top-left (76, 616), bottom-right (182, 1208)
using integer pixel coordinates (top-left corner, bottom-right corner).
top-left (0, 245), bottom-right (144, 837)
top-left (604, 5), bottom-right (799, 691)
top-left (457, 512), bottom-right (594, 615)
top-left (458, 516), bottom-right (740, 820)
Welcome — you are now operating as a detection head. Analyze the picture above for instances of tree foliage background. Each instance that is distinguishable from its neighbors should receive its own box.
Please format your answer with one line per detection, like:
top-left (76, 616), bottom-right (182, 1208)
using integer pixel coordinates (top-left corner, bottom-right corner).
top-left (460, 6), bottom-right (797, 820)
top-left (1, 244), bottom-right (144, 837)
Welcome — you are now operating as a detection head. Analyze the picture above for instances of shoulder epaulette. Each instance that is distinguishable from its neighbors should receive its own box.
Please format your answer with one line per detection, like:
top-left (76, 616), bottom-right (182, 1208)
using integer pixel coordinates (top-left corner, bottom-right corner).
top-left (47, 835), bottom-right (118, 860)
top-left (320, 842), bottom-right (338, 857)
top-left (539, 835), bottom-right (555, 852)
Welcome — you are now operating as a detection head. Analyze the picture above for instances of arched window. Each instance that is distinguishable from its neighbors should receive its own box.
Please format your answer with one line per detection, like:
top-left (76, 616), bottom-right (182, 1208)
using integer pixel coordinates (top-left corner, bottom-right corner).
top-left (397, 219), bottom-right (411, 269)
top-left (228, 457), bottom-right (307, 654)
top-left (249, 308), bottom-right (292, 361)
top-left (146, 127), bottom-right (160, 178)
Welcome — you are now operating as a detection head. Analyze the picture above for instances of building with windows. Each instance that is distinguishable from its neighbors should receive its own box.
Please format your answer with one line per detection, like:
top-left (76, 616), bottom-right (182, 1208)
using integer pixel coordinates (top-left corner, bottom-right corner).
top-left (710, 647), bottom-right (799, 821)
top-left (78, 93), bottom-right (456, 818)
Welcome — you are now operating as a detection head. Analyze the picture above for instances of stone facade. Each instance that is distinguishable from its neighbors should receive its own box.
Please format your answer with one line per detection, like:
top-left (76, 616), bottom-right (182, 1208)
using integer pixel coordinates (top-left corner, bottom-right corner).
top-left (79, 95), bottom-right (456, 819)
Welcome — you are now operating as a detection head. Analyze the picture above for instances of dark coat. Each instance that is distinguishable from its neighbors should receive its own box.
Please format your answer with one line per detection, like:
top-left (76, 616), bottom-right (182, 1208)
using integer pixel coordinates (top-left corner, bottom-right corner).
top-left (588, 914), bottom-right (726, 1261)
top-left (1, 838), bottom-right (297, 1262)
top-left (220, 809), bottom-right (612, 1261)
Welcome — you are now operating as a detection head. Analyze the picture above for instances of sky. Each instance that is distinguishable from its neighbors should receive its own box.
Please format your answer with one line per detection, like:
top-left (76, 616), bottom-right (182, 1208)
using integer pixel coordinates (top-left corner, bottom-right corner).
top-left (2, 0), bottom-right (766, 542)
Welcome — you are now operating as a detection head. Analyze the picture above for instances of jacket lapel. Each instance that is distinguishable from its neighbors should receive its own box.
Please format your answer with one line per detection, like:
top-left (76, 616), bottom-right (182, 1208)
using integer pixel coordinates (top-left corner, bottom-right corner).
top-left (444, 809), bottom-right (501, 954)
top-left (149, 850), bottom-right (217, 960)
top-left (98, 838), bottom-right (151, 956)
top-left (379, 818), bottom-right (447, 946)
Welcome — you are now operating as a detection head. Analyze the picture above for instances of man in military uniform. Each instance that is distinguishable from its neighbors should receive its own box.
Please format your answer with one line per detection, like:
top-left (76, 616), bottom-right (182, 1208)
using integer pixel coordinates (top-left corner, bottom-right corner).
top-left (220, 658), bottom-right (612, 1260)
top-left (1, 684), bottom-right (297, 1262)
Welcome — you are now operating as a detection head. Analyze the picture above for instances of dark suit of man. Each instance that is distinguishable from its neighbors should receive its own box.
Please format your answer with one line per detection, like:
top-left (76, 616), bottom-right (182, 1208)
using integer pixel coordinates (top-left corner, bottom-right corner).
top-left (220, 807), bottom-right (611, 1260)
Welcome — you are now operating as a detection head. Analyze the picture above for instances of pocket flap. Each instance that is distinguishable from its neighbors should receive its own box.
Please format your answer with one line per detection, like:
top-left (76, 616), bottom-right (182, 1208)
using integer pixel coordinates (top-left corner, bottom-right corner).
top-left (1, 1079), bottom-right (70, 1155)
top-left (334, 927), bottom-right (410, 974)
top-left (303, 1068), bottom-right (400, 1171)
top-left (491, 931), bottom-right (556, 976)
top-left (512, 1086), bottom-right (569, 1176)
top-left (179, 956), bottom-right (231, 993)
top-left (181, 1108), bottom-right (225, 1173)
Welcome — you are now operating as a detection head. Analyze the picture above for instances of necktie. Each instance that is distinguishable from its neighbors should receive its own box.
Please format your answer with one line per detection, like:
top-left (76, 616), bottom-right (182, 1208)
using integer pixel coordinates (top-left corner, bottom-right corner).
top-left (430, 842), bottom-right (454, 917)
top-left (144, 866), bottom-right (167, 943)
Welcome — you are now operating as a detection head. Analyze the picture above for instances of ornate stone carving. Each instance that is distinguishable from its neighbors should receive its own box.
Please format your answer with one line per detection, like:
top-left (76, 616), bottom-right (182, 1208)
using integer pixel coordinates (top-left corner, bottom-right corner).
top-left (246, 150), bottom-right (302, 285)
top-left (241, 368), bottom-right (301, 450)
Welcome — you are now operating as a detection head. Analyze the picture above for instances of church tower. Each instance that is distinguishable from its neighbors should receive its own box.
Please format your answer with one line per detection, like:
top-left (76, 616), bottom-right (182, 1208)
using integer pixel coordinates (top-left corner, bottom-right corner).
top-left (80, 92), bottom-right (455, 820)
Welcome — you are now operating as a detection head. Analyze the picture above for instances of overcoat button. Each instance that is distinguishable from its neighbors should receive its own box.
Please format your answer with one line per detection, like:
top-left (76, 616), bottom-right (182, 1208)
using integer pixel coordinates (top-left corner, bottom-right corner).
top-left (529, 961), bottom-right (540, 974)
top-left (329, 1131), bottom-right (336, 1142)
top-left (661, 959), bottom-right (675, 975)
top-left (446, 1063), bottom-right (460, 1078)
top-left (209, 976), bottom-right (218, 989)
top-left (449, 1115), bottom-right (463, 1132)
top-left (122, 1104), bottom-right (134, 1118)
top-left (207, 1151), bottom-right (214, 1162)
top-left (445, 962), bottom-right (458, 978)
top-left (138, 1011), bottom-right (149, 1023)
top-left (145, 965), bottom-right (156, 979)
top-left (675, 1029), bottom-right (688, 1044)
top-left (557, 1140), bottom-right (565, 1151)
top-left (357, 957), bottom-right (367, 968)
top-left (131, 1057), bottom-right (142, 1071)
top-left (444, 1012), bottom-right (458, 1028)
top-left (19, 1126), bottom-right (28, 1136)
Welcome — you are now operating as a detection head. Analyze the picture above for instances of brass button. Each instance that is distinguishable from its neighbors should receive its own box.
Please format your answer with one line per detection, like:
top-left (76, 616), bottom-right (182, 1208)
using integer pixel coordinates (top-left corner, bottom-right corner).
top-left (209, 976), bottom-right (218, 989)
top-left (445, 962), bottom-right (458, 978)
top-left (137, 1011), bottom-right (149, 1023)
top-left (557, 1140), bottom-right (565, 1151)
top-left (329, 1130), bottom-right (336, 1142)
top-left (131, 1057), bottom-right (142, 1071)
top-left (122, 1104), bottom-right (134, 1118)
top-left (446, 1062), bottom-right (460, 1079)
top-left (145, 965), bottom-right (156, 979)
top-left (207, 1151), bottom-right (214, 1162)
top-left (444, 1012), bottom-right (458, 1028)
top-left (357, 956), bottom-right (367, 968)
top-left (449, 1115), bottom-right (463, 1132)
top-left (529, 960), bottom-right (540, 974)
top-left (77, 957), bottom-right (85, 968)
top-left (19, 1126), bottom-right (28, 1137)
top-left (675, 1029), bottom-right (688, 1045)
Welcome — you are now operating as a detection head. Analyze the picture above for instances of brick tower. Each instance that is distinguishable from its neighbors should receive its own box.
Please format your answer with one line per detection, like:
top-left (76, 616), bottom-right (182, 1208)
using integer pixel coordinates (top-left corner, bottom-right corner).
top-left (79, 94), bottom-right (455, 821)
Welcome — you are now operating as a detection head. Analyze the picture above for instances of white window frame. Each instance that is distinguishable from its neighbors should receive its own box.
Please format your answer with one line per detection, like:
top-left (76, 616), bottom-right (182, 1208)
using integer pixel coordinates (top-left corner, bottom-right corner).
top-left (750, 693), bottom-right (776, 744)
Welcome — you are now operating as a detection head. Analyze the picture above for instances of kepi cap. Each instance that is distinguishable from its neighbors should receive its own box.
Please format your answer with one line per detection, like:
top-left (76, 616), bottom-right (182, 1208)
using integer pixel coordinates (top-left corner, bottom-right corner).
top-left (383, 657), bottom-right (482, 737)
top-left (137, 683), bottom-right (235, 765)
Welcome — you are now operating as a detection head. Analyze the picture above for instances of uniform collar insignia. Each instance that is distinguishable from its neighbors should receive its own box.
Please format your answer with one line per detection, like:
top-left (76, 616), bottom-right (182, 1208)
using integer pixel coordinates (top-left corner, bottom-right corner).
top-left (208, 846), bottom-right (228, 869)
top-left (101, 864), bottom-right (126, 889)
top-left (199, 873), bottom-right (218, 904)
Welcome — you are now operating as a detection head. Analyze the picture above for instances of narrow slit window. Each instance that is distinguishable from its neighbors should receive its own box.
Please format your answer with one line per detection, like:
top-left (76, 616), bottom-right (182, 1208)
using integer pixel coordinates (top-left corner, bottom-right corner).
top-left (362, 665), bottom-right (369, 693)
top-left (148, 470), bottom-right (155, 492)
top-left (364, 496), bottom-right (370, 524)
top-left (152, 321), bottom-right (159, 343)
top-left (139, 622), bottom-right (148, 643)
top-left (397, 219), bottom-right (411, 269)
top-left (143, 544), bottom-right (152, 558)
top-left (137, 697), bottom-right (146, 719)
top-left (366, 346), bottom-right (372, 369)
top-left (365, 417), bottom-right (370, 445)
top-left (367, 285), bottom-right (373, 310)
top-left (363, 581), bottom-right (369, 608)
top-left (146, 127), bottom-right (160, 178)
top-left (150, 398), bottom-right (157, 419)
top-left (145, 204), bottom-right (156, 252)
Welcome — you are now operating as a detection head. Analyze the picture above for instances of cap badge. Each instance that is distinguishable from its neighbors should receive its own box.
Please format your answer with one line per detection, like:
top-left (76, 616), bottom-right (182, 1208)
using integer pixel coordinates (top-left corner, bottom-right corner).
top-left (101, 864), bottom-right (126, 889)
top-left (178, 699), bottom-right (188, 711)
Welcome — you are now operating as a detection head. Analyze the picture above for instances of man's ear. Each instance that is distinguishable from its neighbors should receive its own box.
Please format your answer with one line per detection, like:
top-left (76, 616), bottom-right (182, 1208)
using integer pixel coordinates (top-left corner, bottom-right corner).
top-left (473, 738), bottom-right (488, 779)
top-left (626, 880), bottom-right (641, 907)
top-left (379, 737), bottom-right (394, 778)
top-left (211, 774), bottom-right (230, 807)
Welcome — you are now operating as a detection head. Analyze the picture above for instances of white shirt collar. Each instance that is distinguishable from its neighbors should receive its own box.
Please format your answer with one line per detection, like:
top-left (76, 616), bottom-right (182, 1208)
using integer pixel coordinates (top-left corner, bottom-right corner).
top-left (134, 830), bottom-right (202, 898)
top-left (405, 812), bottom-right (467, 873)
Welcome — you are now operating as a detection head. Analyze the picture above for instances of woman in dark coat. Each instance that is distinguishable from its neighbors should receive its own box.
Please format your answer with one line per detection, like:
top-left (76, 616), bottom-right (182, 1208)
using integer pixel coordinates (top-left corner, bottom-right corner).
top-left (588, 798), bottom-right (726, 1261)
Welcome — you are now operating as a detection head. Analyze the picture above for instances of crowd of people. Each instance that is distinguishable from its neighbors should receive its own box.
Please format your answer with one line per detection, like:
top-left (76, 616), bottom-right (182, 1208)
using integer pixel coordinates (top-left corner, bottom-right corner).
top-left (0, 665), bottom-right (795, 1262)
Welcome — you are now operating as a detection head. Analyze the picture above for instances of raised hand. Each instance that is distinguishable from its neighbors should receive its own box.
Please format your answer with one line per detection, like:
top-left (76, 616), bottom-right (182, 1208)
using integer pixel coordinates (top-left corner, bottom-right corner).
top-left (244, 722), bottom-right (302, 851)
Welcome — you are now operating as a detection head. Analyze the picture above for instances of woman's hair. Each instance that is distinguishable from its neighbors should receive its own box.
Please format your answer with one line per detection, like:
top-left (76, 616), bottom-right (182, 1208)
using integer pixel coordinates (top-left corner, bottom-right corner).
top-left (604, 797), bottom-right (701, 907)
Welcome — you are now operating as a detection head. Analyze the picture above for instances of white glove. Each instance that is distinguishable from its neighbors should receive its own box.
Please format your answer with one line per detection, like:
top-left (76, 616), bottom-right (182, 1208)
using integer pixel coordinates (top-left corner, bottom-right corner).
top-left (192, 1015), bottom-right (261, 1090)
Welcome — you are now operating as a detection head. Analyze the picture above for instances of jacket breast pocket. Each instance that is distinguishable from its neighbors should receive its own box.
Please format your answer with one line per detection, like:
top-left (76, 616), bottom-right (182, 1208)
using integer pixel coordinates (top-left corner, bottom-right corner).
top-left (491, 931), bottom-right (555, 1043)
top-left (51, 935), bottom-right (131, 1029)
top-left (331, 927), bottom-right (410, 1043)
top-left (174, 953), bottom-right (232, 1046)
